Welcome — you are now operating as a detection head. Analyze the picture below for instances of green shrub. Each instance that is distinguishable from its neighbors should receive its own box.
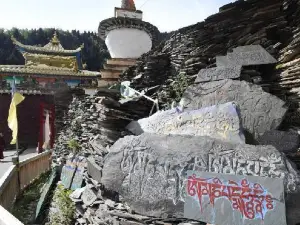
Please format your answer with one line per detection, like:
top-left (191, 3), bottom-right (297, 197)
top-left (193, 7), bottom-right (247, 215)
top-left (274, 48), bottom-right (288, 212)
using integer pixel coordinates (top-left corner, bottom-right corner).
top-left (47, 184), bottom-right (75, 225)
top-left (67, 139), bottom-right (80, 154)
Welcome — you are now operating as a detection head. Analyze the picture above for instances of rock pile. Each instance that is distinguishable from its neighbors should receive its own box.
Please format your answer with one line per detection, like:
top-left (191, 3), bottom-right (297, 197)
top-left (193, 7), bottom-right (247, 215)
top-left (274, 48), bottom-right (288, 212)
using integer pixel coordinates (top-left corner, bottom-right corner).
top-left (68, 172), bottom-right (204, 225)
top-left (52, 89), bottom-right (153, 166)
top-left (118, 0), bottom-right (299, 111)
top-left (52, 90), bottom-right (203, 224)
top-left (50, 0), bottom-right (300, 224)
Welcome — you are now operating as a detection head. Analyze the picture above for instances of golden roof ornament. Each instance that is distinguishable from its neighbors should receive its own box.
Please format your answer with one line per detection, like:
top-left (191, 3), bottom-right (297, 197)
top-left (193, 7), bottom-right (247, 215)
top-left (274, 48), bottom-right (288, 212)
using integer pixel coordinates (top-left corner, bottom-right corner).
top-left (50, 31), bottom-right (60, 45)
top-left (121, 0), bottom-right (136, 10)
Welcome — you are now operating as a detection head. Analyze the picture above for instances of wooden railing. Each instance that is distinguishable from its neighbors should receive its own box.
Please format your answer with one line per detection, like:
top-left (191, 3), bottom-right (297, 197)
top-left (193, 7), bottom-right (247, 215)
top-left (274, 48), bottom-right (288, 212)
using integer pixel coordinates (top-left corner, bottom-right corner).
top-left (0, 150), bottom-right (52, 212)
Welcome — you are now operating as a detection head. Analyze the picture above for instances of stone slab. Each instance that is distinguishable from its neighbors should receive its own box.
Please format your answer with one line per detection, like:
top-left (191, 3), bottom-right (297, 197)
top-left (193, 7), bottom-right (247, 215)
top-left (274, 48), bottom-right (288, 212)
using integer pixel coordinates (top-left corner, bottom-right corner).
top-left (126, 102), bottom-right (245, 144)
top-left (184, 171), bottom-right (286, 225)
top-left (82, 187), bottom-right (98, 206)
top-left (61, 156), bottom-right (87, 190)
top-left (216, 45), bottom-right (277, 67)
top-left (101, 133), bottom-right (299, 218)
top-left (195, 66), bottom-right (242, 83)
top-left (215, 56), bottom-right (230, 67)
top-left (70, 187), bottom-right (86, 199)
top-left (87, 157), bottom-right (102, 183)
top-left (181, 79), bottom-right (287, 140)
top-left (257, 130), bottom-right (300, 153)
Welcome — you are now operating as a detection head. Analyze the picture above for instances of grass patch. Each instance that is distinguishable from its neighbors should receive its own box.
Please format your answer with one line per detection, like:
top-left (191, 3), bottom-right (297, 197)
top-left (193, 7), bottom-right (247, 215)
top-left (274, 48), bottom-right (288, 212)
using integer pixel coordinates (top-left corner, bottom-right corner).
top-left (12, 170), bottom-right (51, 224)
top-left (45, 184), bottom-right (75, 225)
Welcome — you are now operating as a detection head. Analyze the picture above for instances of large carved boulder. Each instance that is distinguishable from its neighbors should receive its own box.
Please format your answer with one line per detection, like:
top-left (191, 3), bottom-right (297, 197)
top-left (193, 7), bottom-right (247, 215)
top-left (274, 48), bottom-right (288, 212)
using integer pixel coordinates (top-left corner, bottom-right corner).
top-left (101, 133), bottom-right (299, 218)
top-left (126, 102), bottom-right (245, 144)
top-left (181, 79), bottom-right (287, 141)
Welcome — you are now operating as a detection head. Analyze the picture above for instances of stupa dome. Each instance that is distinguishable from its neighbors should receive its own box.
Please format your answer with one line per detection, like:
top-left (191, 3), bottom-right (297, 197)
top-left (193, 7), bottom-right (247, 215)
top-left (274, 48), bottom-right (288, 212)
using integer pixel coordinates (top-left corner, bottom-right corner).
top-left (98, 0), bottom-right (159, 59)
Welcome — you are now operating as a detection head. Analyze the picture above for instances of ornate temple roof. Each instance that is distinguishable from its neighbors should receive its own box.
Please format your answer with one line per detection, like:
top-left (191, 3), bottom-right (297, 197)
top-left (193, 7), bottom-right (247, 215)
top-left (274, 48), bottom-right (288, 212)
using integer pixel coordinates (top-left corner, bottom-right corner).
top-left (11, 32), bottom-right (84, 56)
top-left (121, 0), bottom-right (136, 11)
top-left (98, 17), bottom-right (160, 44)
top-left (0, 65), bottom-right (100, 78)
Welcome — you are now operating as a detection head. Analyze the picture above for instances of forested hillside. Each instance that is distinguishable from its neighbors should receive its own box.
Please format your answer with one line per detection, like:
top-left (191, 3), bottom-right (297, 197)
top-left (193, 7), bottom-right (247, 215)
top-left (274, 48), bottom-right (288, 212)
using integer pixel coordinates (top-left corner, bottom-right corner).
top-left (0, 28), bottom-right (110, 71)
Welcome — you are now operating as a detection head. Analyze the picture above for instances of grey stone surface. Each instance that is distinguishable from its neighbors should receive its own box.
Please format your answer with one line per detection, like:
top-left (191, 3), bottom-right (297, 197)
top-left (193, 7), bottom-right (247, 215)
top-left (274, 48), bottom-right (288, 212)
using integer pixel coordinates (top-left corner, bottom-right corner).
top-left (257, 130), bottom-right (300, 153)
top-left (87, 157), bottom-right (102, 183)
top-left (101, 133), bottom-right (299, 218)
top-left (184, 171), bottom-right (286, 225)
top-left (286, 192), bottom-right (300, 225)
top-left (82, 187), bottom-right (98, 206)
top-left (195, 66), bottom-right (242, 83)
top-left (233, 45), bottom-right (266, 53)
top-left (216, 45), bottom-right (277, 67)
top-left (216, 56), bottom-right (230, 67)
top-left (126, 102), bottom-right (245, 144)
top-left (181, 79), bottom-right (287, 140)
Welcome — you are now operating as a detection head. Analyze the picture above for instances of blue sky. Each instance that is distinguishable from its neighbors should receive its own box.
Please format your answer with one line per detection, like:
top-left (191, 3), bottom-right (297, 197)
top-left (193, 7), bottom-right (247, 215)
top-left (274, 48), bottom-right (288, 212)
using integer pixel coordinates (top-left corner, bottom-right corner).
top-left (0, 0), bottom-right (232, 32)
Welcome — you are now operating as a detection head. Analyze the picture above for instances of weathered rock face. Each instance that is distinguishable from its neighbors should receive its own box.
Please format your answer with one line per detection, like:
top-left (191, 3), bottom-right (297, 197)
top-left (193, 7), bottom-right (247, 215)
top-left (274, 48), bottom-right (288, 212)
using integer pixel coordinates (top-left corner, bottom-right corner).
top-left (257, 130), bottom-right (300, 153)
top-left (181, 79), bottom-right (287, 141)
top-left (101, 133), bottom-right (299, 218)
top-left (126, 102), bottom-right (245, 144)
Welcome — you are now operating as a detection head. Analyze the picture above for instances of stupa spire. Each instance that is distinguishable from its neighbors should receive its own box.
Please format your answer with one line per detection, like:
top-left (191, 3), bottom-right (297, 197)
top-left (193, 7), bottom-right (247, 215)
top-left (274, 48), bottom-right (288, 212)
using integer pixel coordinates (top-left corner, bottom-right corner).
top-left (121, 0), bottom-right (136, 10)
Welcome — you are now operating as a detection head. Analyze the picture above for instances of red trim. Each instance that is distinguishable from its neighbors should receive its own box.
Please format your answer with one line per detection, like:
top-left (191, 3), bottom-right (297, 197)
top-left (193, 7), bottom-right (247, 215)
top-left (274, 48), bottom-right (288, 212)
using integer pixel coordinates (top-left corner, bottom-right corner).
top-left (50, 104), bottom-right (55, 148)
top-left (38, 102), bottom-right (44, 153)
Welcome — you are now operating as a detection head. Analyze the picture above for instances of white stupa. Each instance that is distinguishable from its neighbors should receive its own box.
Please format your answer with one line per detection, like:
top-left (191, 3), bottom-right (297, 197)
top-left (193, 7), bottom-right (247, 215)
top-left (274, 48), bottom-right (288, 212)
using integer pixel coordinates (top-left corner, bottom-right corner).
top-left (98, 0), bottom-right (159, 87)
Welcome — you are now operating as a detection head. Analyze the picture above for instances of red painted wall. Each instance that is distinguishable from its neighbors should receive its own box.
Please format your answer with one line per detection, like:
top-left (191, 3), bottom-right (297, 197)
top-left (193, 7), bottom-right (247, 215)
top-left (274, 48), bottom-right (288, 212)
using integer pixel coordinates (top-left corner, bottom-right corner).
top-left (0, 94), bottom-right (54, 147)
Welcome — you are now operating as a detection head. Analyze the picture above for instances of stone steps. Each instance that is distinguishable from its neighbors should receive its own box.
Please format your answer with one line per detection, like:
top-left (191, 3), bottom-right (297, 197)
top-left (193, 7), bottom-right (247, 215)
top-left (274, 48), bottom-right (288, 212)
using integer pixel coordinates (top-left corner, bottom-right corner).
top-left (103, 64), bottom-right (129, 71)
top-left (106, 58), bottom-right (137, 66)
top-left (100, 69), bottom-right (122, 79)
top-left (98, 58), bottom-right (138, 87)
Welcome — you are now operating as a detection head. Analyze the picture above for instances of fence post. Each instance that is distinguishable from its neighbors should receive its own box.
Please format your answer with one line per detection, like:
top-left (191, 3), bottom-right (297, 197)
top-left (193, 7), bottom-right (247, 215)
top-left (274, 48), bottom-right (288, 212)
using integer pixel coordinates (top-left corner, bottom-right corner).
top-left (11, 156), bottom-right (20, 196)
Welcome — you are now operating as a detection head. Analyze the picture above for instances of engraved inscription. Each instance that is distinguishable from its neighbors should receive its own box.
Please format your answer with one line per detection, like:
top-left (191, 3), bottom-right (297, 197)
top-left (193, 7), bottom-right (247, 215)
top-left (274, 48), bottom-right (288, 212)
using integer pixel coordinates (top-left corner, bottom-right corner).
top-left (120, 150), bottom-right (286, 205)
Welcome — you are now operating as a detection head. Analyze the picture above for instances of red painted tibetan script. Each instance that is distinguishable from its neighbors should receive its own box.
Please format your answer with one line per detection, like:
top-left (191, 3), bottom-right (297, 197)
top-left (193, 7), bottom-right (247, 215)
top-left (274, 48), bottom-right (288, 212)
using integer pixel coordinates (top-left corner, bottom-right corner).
top-left (187, 174), bottom-right (274, 220)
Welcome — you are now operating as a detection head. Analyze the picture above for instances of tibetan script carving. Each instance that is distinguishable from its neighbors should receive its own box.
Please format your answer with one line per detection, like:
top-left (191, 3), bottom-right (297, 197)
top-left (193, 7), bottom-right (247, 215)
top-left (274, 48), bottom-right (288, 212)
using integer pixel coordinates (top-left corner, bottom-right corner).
top-left (101, 133), bottom-right (296, 219)
top-left (187, 175), bottom-right (274, 220)
top-left (184, 171), bottom-right (286, 225)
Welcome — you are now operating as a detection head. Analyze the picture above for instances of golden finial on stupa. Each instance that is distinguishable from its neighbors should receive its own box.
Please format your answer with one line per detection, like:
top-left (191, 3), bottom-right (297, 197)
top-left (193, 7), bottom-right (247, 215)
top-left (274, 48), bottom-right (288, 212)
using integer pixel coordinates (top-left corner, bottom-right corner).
top-left (121, 0), bottom-right (136, 10)
top-left (51, 31), bottom-right (60, 45)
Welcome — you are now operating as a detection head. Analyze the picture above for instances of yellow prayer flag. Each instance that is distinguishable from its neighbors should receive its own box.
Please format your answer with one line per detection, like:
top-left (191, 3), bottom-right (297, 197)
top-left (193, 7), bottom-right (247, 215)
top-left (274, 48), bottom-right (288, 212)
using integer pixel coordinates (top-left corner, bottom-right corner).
top-left (7, 92), bottom-right (25, 144)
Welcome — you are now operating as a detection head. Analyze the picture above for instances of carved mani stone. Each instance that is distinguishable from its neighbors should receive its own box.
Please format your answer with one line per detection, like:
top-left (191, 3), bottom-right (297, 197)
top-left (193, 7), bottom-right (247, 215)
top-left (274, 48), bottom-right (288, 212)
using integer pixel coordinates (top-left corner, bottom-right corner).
top-left (126, 102), bottom-right (245, 144)
top-left (216, 45), bottom-right (277, 67)
top-left (181, 79), bottom-right (287, 141)
top-left (101, 133), bottom-right (299, 218)
top-left (195, 66), bottom-right (242, 83)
